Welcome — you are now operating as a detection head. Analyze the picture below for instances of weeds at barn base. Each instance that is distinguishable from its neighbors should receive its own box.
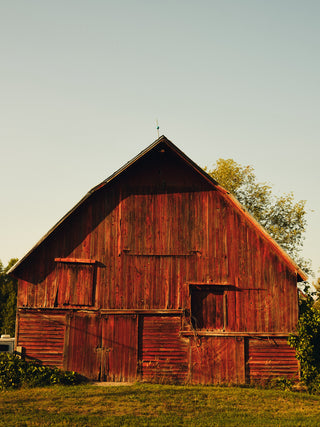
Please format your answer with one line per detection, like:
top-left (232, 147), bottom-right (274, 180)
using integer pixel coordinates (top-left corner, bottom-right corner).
top-left (0, 353), bottom-right (85, 390)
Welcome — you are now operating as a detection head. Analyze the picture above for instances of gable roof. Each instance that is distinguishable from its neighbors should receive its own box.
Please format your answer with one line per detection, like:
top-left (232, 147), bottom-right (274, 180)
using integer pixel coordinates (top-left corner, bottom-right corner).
top-left (9, 135), bottom-right (307, 281)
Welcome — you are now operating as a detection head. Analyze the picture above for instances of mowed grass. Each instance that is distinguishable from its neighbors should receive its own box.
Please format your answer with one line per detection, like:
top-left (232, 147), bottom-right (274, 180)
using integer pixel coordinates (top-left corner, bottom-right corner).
top-left (1, 383), bottom-right (320, 426)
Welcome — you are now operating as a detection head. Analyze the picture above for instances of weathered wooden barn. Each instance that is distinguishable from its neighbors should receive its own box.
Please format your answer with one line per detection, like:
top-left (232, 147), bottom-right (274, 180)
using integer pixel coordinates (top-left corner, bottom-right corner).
top-left (9, 136), bottom-right (307, 384)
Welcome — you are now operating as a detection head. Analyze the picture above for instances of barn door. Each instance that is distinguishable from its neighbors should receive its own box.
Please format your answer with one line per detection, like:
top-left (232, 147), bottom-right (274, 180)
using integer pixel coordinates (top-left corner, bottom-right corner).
top-left (65, 313), bottom-right (138, 381)
top-left (64, 313), bottom-right (101, 380)
top-left (101, 315), bottom-right (138, 382)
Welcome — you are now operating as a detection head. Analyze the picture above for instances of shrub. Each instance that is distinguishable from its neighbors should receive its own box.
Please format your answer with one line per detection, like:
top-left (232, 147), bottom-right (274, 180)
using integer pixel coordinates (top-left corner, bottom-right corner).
top-left (288, 287), bottom-right (320, 394)
top-left (0, 353), bottom-right (84, 390)
top-left (268, 376), bottom-right (294, 392)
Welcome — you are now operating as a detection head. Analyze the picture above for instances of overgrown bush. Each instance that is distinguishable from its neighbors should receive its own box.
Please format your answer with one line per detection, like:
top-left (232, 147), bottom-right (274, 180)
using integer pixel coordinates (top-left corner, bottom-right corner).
top-left (268, 376), bottom-right (294, 392)
top-left (0, 353), bottom-right (84, 390)
top-left (288, 288), bottom-right (320, 394)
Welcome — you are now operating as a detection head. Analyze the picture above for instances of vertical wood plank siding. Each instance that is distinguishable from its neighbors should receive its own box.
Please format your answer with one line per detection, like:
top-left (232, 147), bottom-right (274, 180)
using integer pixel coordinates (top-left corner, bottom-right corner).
top-left (65, 312), bottom-right (101, 380)
top-left (17, 186), bottom-right (298, 334)
top-left (56, 262), bottom-right (96, 306)
top-left (102, 315), bottom-right (138, 382)
top-left (64, 313), bottom-right (138, 381)
top-left (14, 144), bottom-right (300, 383)
top-left (190, 336), bottom-right (245, 384)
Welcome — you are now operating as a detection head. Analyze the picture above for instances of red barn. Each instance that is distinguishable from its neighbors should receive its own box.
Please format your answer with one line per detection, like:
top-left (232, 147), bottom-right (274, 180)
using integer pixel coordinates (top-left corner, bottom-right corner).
top-left (9, 136), bottom-right (306, 384)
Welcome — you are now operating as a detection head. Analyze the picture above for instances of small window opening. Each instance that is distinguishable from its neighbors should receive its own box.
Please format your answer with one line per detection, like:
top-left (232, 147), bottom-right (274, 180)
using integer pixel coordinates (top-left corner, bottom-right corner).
top-left (190, 285), bottom-right (227, 330)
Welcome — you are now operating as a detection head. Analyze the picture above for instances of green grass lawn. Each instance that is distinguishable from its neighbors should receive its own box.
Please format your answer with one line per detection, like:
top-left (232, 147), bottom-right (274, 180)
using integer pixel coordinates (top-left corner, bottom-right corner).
top-left (1, 383), bottom-right (320, 426)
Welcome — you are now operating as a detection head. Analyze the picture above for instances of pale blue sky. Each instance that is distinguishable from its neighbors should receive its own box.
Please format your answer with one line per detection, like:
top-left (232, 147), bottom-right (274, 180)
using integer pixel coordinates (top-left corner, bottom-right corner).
top-left (1, 1), bottom-right (320, 279)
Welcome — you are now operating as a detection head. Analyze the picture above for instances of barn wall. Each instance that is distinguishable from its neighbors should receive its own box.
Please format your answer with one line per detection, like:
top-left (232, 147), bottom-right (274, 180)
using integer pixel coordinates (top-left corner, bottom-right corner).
top-left (17, 310), bottom-right (66, 369)
top-left (247, 338), bottom-right (299, 382)
top-left (14, 145), bottom-right (300, 383)
top-left (17, 177), bottom-right (298, 334)
top-left (140, 315), bottom-right (189, 383)
top-left (190, 336), bottom-right (246, 384)
top-left (16, 309), bottom-right (298, 384)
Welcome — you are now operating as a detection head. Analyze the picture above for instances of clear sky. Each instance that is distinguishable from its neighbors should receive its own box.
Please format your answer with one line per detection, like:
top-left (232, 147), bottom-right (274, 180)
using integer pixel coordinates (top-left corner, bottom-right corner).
top-left (1, 1), bottom-right (320, 280)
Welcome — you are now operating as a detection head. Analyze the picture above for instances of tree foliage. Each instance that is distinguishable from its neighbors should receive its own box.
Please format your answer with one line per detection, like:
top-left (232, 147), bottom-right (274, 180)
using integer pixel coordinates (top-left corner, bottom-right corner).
top-left (288, 287), bottom-right (320, 393)
top-left (313, 278), bottom-right (320, 311)
top-left (0, 259), bottom-right (18, 337)
top-left (205, 159), bottom-right (309, 271)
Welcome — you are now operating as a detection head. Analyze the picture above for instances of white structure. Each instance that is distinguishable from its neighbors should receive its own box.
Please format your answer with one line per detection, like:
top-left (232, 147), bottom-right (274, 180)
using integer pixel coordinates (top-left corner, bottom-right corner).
top-left (0, 335), bottom-right (15, 353)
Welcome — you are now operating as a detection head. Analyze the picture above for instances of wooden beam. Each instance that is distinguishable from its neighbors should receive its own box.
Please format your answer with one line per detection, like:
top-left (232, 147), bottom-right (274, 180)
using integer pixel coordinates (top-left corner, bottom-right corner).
top-left (54, 258), bottom-right (97, 264)
top-left (180, 331), bottom-right (293, 337)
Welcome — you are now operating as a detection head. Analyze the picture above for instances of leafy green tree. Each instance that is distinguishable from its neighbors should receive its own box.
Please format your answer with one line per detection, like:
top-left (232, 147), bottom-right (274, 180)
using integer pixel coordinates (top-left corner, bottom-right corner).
top-left (289, 287), bottom-right (320, 393)
top-left (313, 277), bottom-right (320, 311)
top-left (205, 159), bottom-right (309, 271)
top-left (0, 259), bottom-right (18, 337)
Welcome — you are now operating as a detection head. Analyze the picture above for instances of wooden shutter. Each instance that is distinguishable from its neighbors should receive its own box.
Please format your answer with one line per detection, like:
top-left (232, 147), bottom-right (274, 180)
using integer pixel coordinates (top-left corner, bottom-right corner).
top-left (55, 259), bottom-right (96, 306)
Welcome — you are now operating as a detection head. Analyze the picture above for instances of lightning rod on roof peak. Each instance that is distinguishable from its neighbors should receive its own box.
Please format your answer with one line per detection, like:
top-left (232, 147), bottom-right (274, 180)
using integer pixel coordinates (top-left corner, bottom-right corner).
top-left (156, 119), bottom-right (160, 138)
